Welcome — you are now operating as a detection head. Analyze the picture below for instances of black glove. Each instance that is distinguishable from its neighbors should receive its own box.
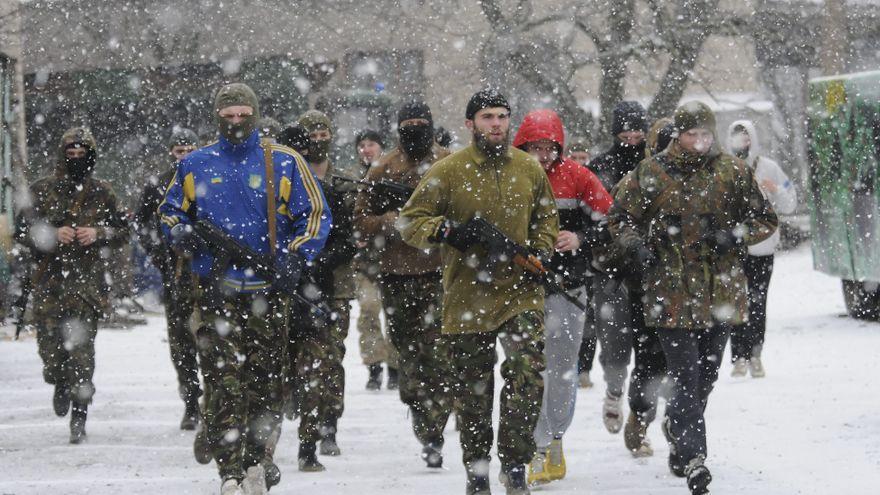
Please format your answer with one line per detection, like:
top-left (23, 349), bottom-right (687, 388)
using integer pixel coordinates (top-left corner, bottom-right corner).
top-left (169, 223), bottom-right (205, 256)
top-left (430, 218), bottom-right (480, 252)
top-left (274, 252), bottom-right (304, 294)
top-left (703, 230), bottom-right (741, 256)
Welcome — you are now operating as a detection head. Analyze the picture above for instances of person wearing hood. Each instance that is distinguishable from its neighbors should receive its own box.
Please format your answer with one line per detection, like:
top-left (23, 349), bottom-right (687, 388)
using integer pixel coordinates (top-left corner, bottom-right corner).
top-left (727, 120), bottom-right (797, 378)
top-left (353, 101), bottom-right (454, 470)
top-left (586, 101), bottom-right (649, 438)
top-left (293, 110), bottom-right (362, 465)
top-left (351, 129), bottom-right (400, 391)
top-left (512, 109), bottom-right (612, 486)
top-left (608, 101), bottom-right (778, 495)
top-left (15, 127), bottom-right (129, 444)
top-left (134, 127), bottom-right (202, 431)
top-left (159, 83), bottom-right (331, 494)
top-left (399, 89), bottom-right (559, 495)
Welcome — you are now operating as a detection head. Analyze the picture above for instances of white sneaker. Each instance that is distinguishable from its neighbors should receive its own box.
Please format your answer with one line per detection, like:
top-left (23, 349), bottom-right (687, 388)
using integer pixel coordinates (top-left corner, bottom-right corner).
top-left (749, 356), bottom-right (766, 378)
top-left (602, 393), bottom-right (623, 434)
top-left (731, 358), bottom-right (748, 377)
top-left (220, 478), bottom-right (244, 495)
top-left (241, 465), bottom-right (267, 495)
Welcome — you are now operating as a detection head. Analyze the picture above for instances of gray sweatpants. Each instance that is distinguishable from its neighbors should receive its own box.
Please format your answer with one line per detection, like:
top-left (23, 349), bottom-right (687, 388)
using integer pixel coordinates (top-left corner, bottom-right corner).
top-left (584, 276), bottom-right (633, 397)
top-left (534, 287), bottom-right (588, 449)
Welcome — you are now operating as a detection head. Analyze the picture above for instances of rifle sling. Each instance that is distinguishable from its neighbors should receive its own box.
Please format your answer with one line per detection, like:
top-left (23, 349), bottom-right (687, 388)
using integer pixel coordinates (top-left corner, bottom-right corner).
top-left (262, 139), bottom-right (277, 257)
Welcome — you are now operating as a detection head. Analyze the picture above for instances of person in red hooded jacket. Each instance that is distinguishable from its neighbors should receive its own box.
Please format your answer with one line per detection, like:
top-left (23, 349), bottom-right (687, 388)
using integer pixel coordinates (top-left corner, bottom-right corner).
top-left (512, 109), bottom-right (612, 486)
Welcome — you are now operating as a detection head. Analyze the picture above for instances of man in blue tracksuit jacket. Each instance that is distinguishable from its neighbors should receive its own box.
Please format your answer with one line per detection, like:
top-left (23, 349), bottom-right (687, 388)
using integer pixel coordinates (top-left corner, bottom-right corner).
top-left (159, 83), bottom-right (330, 494)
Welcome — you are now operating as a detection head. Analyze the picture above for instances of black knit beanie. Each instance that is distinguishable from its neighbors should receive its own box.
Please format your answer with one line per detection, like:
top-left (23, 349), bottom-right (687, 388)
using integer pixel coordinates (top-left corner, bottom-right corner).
top-left (465, 88), bottom-right (511, 120)
top-left (611, 101), bottom-right (647, 135)
top-left (398, 101), bottom-right (433, 126)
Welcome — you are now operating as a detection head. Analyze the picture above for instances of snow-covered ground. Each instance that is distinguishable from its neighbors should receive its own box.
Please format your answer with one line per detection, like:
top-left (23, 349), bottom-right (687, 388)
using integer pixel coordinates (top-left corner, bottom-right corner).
top-left (1, 245), bottom-right (878, 494)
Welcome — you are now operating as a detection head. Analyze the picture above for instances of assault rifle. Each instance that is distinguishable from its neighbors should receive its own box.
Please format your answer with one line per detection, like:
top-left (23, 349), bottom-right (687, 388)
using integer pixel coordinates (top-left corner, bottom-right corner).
top-left (331, 175), bottom-right (414, 213)
top-left (461, 217), bottom-right (587, 311)
top-left (190, 219), bottom-right (328, 318)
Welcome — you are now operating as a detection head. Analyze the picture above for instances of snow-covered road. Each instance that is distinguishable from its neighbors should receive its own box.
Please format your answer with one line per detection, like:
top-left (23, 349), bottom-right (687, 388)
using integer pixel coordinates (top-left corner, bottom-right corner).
top-left (1, 246), bottom-right (878, 494)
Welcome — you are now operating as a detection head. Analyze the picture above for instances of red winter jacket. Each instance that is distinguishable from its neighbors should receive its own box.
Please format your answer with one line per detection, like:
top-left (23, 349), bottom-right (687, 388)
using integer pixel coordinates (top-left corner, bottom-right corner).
top-left (514, 109), bottom-right (612, 288)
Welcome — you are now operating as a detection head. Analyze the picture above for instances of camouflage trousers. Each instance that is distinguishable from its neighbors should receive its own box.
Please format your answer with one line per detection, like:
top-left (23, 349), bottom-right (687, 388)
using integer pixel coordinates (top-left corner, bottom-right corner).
top-left (449, 310), bottom-right (545, 470)
top-left (34, 298), bottom-right (99, 404)
top-left (161, 270), bottom-right (201, 404)
top-left (294, 297), bottom-right (350, 443)
top-left (378, 272), bottom-right (452, 447)
top-left (196, 290), bottom-right (288, 480)
top-left (356, 272), bottom-right (398, 367)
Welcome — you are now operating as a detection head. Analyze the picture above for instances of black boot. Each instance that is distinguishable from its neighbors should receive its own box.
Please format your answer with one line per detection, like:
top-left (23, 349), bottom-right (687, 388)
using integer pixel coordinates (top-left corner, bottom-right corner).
top-left (53, 382), bottom-right (71, 417)
top-left (262, 459), bottom-right (281, 490)
top-left (180, 398), bottom-right (200, 431)
top-left (298, 442), bottom-right (325, 472)
top-left (366, 364), bottom-right (382, 391)
top-left (319, 418), bottom-right (341, 456)
top-left (69, 402), bottom-right (88, 444)
top-left (386, 367), bottom-right (399, 390)
top-left (499, 464), bottom-right (529, 494)
top-left (466, 465), bottom-right (491, 494)
top-left (686, 456), bottom-right (712, 495)
top-left (421, 442), bottom-right (443, 468)
top-left (193, 421), bottom-right (212, 464)
top-left (662, 417), bottom-right (686, 478)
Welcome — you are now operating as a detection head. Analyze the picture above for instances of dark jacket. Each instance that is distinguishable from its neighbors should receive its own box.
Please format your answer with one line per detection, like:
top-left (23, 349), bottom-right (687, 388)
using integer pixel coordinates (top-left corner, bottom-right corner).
top-left (588, 140), bottom-right (647, 191)
top-left (309, 171), bottom-right (358, 298)
top-left (135, 167), bottom-right (177, 276)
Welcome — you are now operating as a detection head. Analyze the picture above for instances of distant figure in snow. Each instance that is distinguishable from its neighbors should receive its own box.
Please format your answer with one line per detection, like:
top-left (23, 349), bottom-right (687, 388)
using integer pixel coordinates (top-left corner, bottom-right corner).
top-left (15, 127), bottom-right (129, 444)
top-left (134, 127), bottom-right (202, 431)
top-left (727, 120), bottom-right (797, 378)
top-left (350, 129), bottom-right (400, 392)
top-left (566, 135), bottom-right (591, 167)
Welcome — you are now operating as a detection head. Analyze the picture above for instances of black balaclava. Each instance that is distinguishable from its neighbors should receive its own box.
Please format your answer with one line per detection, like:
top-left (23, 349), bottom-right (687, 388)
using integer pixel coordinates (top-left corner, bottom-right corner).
top-left (214, 83), bottom-right (260, 144)
top-left (611, 100), bottom-right (648, 162)
top-left (59, 127), bottom-right (98, 183)
top-left (398, 101), bottom-right (434, 161)
top-left (298, 110), bottom-right (333, 163)
top-left (65, 144), bottom-right (97, 183)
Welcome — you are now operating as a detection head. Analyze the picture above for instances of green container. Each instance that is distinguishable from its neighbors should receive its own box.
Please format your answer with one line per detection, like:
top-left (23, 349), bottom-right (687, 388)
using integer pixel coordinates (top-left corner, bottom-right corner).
top-left (807, 70), bottom-right (880, 284)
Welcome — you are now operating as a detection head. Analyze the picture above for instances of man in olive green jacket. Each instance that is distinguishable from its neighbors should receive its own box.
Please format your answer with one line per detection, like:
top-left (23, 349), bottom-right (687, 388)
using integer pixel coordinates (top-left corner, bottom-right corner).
top-left (399, 89), bottom-right (559, 495)
top-left (608, 101), bottom-right (777, 495)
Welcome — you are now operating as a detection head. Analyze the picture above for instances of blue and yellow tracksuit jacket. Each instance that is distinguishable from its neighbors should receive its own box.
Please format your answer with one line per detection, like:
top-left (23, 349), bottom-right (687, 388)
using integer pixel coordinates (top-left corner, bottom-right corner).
top-left (158, 130), bottom-right (331, 293)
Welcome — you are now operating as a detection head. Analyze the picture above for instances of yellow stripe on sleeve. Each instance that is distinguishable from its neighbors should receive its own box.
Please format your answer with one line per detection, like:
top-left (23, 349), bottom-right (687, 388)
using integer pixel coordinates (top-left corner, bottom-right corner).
top-left (287, 153), bottom-right (325, 251)
top-left (181, 172), bottom-right (196, 213)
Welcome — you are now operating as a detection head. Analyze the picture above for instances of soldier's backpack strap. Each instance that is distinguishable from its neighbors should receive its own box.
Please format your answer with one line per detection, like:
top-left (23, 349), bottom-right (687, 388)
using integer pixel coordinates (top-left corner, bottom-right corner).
top-left (262, 139), bottom-right (277, 256)
top-left (643, 153), bottom-right (681, 221)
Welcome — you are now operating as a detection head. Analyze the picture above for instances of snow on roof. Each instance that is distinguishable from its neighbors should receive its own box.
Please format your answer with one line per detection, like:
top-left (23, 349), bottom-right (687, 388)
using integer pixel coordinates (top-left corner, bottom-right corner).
top-left (579, 92), bottom-right (774, 117)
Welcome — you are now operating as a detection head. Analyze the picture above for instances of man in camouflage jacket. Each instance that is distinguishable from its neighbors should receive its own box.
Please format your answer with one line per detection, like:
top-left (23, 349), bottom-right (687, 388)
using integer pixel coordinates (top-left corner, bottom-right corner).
top-left (134, 128), bottom-right (201, 430)
top-left (608, 102), bottom-right (777, 494)
top-left (16, 127), bottom-right (129, 444)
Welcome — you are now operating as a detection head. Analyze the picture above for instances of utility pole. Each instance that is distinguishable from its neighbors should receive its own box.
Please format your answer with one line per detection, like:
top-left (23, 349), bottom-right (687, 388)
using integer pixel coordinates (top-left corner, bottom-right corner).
top-left (821, 0), bottom-right (850, 76)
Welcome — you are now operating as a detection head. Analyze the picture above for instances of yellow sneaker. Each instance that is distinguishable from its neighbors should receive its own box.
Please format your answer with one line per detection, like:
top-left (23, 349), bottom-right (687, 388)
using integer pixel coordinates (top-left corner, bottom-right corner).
top-left (527, 449), bottom-right (552, 486)
top-left (546, 438), bottom-right (566, 480)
